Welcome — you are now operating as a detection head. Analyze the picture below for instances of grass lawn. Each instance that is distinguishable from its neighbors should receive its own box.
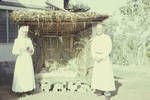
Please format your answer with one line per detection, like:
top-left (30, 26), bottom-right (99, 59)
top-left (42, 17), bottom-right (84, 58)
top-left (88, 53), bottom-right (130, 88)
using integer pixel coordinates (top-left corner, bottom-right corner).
top-left (0, 64), bottom-right (150, 100)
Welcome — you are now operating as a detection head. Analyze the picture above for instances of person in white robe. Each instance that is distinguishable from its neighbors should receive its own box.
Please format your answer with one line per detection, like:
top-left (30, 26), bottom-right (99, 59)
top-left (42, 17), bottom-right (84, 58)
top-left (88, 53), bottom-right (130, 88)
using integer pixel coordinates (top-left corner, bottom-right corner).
top-left (12, 26), bottom-right (36, 94)
top-left (91, 23), bottom-right (115, 98)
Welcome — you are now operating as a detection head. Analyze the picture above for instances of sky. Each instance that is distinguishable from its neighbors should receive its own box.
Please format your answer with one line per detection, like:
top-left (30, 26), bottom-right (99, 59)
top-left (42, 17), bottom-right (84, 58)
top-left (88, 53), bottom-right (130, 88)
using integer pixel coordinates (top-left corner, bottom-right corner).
top-left (3, 0), bottom-right (129, 14)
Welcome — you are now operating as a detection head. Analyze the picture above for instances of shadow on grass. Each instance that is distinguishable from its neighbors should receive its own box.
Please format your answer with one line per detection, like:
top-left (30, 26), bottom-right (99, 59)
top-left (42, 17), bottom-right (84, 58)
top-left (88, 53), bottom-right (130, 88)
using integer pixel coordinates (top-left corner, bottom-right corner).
top-left (111, 76), bottom-right (123, 97)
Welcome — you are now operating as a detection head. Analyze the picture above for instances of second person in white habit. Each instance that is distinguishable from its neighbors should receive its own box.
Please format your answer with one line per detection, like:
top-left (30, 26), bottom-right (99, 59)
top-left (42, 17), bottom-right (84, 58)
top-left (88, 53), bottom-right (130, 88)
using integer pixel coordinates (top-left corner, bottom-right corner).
top-left (91, 23), bottom-right (115, 99)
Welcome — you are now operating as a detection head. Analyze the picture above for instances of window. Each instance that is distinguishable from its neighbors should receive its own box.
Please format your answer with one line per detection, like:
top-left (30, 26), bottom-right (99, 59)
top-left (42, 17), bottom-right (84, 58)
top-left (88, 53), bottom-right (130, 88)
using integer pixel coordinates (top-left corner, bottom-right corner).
top-left (0, 9), bottom-right (18, 43)
top-left (0, 10), bottom-right (7, 43)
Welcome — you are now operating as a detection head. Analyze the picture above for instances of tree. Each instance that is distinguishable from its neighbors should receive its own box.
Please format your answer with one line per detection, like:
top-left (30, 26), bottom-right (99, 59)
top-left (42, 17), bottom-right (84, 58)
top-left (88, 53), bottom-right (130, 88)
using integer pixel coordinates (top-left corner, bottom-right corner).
top-left (104, 0), bottom-right (150, 65)
top-left (67, 0), bottom-right (90, 12)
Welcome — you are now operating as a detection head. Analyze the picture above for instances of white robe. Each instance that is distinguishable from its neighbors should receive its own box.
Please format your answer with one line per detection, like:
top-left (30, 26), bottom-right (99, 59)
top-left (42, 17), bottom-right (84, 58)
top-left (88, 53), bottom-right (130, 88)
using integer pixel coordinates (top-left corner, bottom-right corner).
top-left (91, 34), bottom-right (115, 91)
top-left (12, 37), bottom-right (35, 92)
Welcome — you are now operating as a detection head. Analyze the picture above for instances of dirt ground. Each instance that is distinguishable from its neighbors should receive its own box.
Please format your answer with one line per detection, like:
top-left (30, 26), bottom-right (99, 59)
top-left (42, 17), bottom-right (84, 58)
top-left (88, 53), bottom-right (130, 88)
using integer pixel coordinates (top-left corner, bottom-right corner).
top-left (0, 64), bottom-right (150, 100)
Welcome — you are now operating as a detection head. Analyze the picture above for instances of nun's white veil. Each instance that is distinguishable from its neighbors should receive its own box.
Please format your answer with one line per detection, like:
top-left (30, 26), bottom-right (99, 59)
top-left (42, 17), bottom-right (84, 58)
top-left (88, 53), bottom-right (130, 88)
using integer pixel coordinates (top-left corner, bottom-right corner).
top-left (17, 26), bottom-right (29, 38)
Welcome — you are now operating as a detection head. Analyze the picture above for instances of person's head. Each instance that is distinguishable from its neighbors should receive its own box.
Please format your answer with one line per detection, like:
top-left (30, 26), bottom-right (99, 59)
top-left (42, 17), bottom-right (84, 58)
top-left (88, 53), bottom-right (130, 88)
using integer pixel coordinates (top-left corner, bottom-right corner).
top-left (96, 23), bottom-right (104, 35)
top-left (18, 26), bottom-right (29, 38)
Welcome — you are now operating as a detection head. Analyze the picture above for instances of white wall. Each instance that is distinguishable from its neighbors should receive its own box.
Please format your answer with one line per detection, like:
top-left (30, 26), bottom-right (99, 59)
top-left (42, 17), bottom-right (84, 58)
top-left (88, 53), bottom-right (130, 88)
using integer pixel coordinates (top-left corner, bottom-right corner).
top-left (0, 44), bottom-right (16, 61)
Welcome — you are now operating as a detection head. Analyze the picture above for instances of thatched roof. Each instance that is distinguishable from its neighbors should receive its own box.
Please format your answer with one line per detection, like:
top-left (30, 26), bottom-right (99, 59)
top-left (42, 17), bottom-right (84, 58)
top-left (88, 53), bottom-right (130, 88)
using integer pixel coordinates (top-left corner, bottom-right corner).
top-left (11, 10), bottom-right (109, 35)
top-left (11, 10), bottom-right (108, 22)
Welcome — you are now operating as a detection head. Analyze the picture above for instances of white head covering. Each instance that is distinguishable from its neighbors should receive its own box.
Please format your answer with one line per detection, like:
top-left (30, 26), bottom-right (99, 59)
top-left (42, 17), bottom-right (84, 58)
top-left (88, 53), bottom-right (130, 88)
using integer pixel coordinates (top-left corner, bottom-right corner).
top-left (96, 23), bottom-right (104, 34)
top-left (17, 26), bottom-right (29, 38)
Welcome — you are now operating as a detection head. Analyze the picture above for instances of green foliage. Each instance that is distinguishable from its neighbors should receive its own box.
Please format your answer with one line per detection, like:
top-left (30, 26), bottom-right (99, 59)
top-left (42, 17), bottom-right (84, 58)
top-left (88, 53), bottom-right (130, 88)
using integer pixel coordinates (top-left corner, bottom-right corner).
top-left (68, 1), bottom-right (90, 12)
top-left (104, 0), bottom-right (150, 65)
top-left (70, 37), bottom-right (93, 75)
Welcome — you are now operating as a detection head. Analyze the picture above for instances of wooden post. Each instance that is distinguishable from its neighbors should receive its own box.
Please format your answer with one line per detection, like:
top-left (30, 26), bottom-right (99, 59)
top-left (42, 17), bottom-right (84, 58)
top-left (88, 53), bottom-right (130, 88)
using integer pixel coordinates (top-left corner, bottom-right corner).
top-left (6, 10), bottom-right (9, 43)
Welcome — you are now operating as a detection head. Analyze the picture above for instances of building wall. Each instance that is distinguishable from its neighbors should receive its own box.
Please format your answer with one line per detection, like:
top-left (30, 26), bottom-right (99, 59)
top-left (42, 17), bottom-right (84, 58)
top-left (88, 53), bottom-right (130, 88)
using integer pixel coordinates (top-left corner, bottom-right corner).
top-left (0, 9), bottom-right (17, 61)
top-left (0, 43), bottom-right (16, 61)
top-left (0, 0), bottom-right (64, 61)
